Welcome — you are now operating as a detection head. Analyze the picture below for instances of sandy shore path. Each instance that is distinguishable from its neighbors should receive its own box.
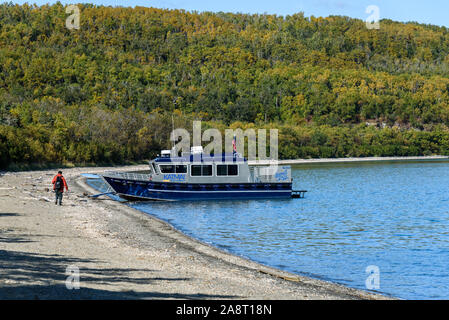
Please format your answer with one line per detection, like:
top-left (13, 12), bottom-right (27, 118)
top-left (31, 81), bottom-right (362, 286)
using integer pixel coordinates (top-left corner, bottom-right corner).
top-left (0, 166), bottom-right (388, 300)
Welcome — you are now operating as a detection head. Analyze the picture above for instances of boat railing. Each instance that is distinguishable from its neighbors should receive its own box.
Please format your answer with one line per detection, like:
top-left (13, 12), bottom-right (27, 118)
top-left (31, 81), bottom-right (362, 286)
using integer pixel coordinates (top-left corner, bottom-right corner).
top-left (103, 166), bottom-right (290, 183)
top-left (250, 165), bottom-right (292, 183)
top-left (103, 171), bottom-right (151, 181)
top-left (251, 174), bottom-right (285, 183)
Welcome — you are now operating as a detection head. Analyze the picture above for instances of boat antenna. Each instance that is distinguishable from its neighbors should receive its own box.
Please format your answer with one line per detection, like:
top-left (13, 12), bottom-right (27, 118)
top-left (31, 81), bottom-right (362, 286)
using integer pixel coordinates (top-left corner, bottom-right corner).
top-left (171, 114), bottom-right (175, 151)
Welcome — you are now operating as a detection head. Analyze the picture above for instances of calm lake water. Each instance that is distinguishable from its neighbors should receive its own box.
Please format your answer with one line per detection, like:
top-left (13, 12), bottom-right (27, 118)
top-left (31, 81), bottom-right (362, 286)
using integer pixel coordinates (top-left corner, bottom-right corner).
top-left (88, 161), bottom-right (449, 300)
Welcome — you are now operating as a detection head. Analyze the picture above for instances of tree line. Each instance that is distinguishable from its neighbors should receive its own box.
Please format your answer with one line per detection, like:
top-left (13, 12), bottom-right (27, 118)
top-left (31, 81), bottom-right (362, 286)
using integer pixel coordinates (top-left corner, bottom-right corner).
top-left (1, 3), bottom-right (449, 169)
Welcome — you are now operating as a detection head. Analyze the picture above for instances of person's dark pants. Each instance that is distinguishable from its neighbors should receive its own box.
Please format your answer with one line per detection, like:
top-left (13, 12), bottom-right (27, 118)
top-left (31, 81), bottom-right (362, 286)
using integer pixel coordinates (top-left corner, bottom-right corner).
top-left (55, 190), bottom-right (63, 205)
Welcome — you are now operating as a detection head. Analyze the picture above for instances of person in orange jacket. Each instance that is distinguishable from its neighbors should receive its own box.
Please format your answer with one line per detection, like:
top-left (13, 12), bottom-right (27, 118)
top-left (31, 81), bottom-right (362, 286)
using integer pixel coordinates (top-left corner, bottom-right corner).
top-left (52, 171), bottom-right (68, 206)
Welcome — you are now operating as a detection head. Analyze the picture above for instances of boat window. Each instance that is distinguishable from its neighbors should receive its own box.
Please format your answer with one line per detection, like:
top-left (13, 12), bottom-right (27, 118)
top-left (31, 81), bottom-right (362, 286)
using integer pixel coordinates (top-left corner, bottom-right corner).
top-left (159, 165), bottom-right (175, 174)
top-left (217, 165), bottom-right (227, 176)
top-left (216, 164), bottom-right (238, 176)
top-left (175, 165), bottom-right (187, 174)
top-left (191, 165), bottom-right (212, 176)
top-left (228, 164), bottom-right (238, 176)
top-left (202, 165), bottom-right (212, 176)
top-left (191, 165), bottom-right (202, 176)
top-left (152, 163), bottom-right (159, 174)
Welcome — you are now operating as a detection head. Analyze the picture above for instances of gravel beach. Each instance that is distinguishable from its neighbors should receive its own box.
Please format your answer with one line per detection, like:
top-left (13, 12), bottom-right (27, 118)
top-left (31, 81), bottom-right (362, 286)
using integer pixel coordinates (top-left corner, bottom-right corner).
top-left (0, 166), bottom-right (389, 300)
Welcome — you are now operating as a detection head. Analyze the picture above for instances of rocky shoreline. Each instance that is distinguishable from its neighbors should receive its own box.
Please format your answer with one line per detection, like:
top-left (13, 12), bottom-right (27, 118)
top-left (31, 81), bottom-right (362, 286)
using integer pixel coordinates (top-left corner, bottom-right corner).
top-left (0, 166), bottom-right (390, 300)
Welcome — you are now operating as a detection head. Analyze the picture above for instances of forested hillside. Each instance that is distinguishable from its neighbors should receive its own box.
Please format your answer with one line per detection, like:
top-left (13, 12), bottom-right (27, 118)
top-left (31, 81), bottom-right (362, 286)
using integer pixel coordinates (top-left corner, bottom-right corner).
top-left (1, 3), bottom-right (449, 168)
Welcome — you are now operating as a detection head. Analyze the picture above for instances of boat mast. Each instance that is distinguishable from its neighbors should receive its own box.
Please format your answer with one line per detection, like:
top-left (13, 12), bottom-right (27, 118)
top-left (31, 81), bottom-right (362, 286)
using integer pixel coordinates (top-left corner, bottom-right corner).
top-left (171, 114), bottom-right (175, 157)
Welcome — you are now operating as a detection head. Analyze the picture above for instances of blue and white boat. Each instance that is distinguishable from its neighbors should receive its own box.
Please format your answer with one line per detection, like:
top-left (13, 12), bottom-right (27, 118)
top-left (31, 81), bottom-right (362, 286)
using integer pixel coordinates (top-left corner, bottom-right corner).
top-left (101, 147), bottom-right (298, 201)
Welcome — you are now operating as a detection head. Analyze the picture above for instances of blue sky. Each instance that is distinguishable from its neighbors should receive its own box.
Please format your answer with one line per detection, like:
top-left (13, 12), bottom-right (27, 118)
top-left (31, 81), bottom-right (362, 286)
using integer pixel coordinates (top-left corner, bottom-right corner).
top-left (9, 0), bottom-right (449, 27)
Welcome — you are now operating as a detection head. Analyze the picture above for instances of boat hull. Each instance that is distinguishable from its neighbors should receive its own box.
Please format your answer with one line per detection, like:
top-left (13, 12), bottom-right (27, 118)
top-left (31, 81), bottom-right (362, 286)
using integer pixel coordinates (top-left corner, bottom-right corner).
top-left (103, 176), bottom-right (292, 201)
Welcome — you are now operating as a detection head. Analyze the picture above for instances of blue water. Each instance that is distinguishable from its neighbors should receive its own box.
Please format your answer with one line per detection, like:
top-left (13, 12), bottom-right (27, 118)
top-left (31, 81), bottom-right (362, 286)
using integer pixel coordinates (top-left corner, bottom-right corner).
top-left (87, 161), bottom-right (449, 300)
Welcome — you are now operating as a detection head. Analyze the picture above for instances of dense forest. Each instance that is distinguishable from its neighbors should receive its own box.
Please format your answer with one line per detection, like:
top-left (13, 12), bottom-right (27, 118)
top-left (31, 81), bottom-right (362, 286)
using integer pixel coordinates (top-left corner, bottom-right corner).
top-left (1, 3), bottom-right (449, 169)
